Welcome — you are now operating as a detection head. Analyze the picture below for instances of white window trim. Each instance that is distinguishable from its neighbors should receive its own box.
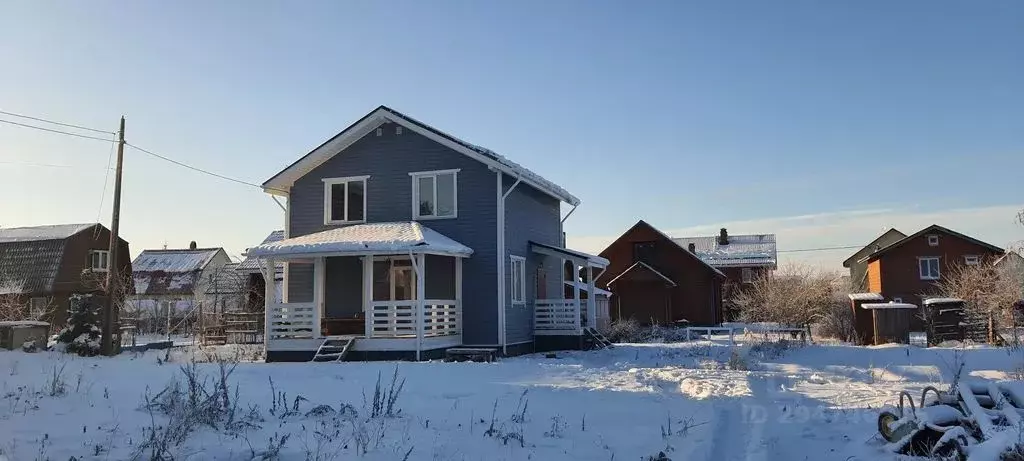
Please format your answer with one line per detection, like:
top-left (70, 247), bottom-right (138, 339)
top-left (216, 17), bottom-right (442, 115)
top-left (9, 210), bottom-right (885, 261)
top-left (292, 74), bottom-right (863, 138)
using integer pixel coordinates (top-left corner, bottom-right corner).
top-left (964, 255), bottom-right (980, 266)
top-left (510, 255), bottom-right (526, 305)
top-left (322, 175), bottom-right (370, 225)
top-left (409, 169), bottom-right (459, 220)
top-left (89, 249), bottom-right (110, 272)
top-left (919, 257), bottom-right (940, 280)
top-left (927, 235), bottom-right (939, 246)
top-left (29, 297), bottom-right (48, 318)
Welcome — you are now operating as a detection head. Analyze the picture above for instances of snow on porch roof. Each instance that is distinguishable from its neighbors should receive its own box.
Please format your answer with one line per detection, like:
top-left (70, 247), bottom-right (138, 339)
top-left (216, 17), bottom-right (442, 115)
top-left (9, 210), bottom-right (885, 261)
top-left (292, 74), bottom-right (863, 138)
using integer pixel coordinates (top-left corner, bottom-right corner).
top-left (247, 222), bottom-right (473, 258)
top-left (861, 302), bottom-right (918, 310)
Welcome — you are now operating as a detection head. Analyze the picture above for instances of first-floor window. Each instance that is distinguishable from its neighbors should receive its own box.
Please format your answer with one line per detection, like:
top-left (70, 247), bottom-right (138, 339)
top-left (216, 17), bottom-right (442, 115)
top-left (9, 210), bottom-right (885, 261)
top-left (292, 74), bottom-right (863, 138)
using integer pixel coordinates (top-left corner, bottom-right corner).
top-left (29, 297), bottom-right (48, 318)
top-left (510, 256), bottom-right (526, 305)
top-left (89, 250), bottom-right (110, 271)
top-left (741, 268), bottom-right (754, 283)
top-left (964, 255), bottom-right (980, 266)
top-left (323, 176), bottom-right (368, 224)
top-left (919, 257), bottom-right (940, 280)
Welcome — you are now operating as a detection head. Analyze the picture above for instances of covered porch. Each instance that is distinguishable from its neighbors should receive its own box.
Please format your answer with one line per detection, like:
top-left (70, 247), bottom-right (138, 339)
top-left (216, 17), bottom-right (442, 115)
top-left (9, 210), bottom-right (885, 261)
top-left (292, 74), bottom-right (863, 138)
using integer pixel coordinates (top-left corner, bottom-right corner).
top-left (248, 222), bottom-right (472, 361)
top-left (530, 242), bottom-right (609, 336)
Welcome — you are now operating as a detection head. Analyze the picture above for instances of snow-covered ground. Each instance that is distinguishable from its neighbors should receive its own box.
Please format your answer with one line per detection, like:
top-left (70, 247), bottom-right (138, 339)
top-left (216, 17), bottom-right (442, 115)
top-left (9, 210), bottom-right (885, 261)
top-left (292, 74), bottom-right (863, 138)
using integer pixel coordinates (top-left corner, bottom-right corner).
top-left (1, 340), bottom-right (1022, 460)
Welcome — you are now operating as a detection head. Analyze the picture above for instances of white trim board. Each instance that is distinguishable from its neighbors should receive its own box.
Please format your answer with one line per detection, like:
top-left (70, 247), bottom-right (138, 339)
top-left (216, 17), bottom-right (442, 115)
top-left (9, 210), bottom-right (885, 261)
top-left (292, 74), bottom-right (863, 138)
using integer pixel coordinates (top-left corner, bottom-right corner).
top-left (262, 106), bottom-right (579, 206)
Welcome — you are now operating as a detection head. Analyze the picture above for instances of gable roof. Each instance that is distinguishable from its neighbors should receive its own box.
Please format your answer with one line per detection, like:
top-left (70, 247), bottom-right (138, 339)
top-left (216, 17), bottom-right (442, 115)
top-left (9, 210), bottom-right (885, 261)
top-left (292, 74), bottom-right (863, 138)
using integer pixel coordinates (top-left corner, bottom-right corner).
top-left (842, 228), bottom-right (907, 268)
top-left (262, 105), bottom-right (579, 205)
top-left (0, 223), bottom-right (104, 295)
top-left (860, 224), bottom-right (1004, 263)
top-left (599, 220), bottom-right (726, 278)
top-left (132, 248), bottom-right (227, 296)
top-left (672, 233), bottom-right (777, 268)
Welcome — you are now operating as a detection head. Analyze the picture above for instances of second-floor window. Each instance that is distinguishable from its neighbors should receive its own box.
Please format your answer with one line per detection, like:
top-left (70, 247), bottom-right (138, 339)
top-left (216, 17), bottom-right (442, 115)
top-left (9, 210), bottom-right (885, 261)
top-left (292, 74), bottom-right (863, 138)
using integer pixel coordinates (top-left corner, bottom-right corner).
top-left (89, 250), bottom-right (109, 271)
top-left (411, 170), bottom-right (458, 219)
top-left (919, 257), bottom-right (940, 280)
top-left (323, 176), bottom-right (368, 224)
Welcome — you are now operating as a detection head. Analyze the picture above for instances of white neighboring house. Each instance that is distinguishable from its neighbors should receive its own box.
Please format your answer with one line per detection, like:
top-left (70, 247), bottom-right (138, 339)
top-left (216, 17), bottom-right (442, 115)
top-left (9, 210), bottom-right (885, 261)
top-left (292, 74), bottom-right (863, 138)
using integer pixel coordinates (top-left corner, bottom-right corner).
top-left (128, 244), bottom-right (232, 332)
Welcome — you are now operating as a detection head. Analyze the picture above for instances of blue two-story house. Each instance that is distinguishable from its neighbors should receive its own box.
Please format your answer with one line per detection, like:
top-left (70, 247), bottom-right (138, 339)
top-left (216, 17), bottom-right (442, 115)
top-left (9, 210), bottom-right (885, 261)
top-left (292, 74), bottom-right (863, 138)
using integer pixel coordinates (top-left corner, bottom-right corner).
top-left (249, 106), bottom-right (608, 362)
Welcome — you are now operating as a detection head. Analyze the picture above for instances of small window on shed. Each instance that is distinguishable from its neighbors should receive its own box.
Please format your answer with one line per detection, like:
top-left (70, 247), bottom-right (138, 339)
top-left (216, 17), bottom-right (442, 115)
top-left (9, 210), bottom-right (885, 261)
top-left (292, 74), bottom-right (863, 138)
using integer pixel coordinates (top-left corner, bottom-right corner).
top-left (633, 242), bottom-right (656, 263)
top-left (964, 255), bottom-right (980, 266)
top-left (927, 235), bottom-right (939, 246)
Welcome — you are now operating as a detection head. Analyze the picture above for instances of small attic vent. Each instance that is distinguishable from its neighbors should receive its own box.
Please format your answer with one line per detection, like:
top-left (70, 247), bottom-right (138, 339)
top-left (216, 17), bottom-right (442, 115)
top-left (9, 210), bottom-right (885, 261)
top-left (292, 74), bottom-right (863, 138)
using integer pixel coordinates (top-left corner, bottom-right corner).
top-left (395, 126), bottom-right (403, 135)
top-left (375, 127), bottom-right (382, 137)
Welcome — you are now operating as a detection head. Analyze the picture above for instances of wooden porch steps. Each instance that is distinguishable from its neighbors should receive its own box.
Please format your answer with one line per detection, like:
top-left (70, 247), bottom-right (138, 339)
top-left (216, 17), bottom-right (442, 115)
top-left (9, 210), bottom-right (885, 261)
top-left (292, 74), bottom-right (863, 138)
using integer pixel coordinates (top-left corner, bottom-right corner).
top-left (583, 327), bottom-right (614, 350)
top-left (312, 337), bottom-right (355, 362)
top-left (444, 347), bottom-right (496, 363)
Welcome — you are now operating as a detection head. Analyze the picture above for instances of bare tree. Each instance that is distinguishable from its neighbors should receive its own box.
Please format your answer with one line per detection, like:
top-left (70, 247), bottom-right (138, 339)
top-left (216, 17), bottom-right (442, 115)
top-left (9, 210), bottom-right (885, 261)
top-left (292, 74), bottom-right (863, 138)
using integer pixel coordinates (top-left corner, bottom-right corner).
top-left (731, 263), bottom-right (843, 331)
top-left (933, 258), bottom-right (1024, 343)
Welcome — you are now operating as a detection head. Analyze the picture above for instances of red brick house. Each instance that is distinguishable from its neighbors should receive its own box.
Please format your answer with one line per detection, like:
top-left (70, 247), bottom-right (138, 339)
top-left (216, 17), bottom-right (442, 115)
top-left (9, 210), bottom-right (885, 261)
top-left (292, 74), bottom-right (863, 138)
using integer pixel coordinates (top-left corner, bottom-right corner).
top-left (861, 224), bottom-right (1004, 326)
top-left (595, 220), bottom-right (726, 326)
top-left (673, 228), bottom-right (777, 320)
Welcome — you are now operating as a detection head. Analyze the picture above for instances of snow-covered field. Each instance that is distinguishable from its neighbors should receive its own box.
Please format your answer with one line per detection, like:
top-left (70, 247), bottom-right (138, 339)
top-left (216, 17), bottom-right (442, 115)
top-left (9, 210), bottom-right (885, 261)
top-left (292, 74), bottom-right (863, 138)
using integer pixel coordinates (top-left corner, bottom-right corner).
top-left (1, 340), bottom-right (1021, 460)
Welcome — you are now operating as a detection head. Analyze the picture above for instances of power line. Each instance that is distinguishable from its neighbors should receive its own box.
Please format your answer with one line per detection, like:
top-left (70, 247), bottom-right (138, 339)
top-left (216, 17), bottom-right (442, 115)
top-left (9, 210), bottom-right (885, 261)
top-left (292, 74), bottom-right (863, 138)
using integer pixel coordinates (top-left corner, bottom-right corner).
top-left (125, 142), bottom-right (279, 192)
top-left (777, 245), bottom-right (863, 253)
top-left (0, 159), bottom-right (111, 170)
top-left (0, 117), bottom-right (117, 142)
top-left (0, 109), bottom-right (115, 134)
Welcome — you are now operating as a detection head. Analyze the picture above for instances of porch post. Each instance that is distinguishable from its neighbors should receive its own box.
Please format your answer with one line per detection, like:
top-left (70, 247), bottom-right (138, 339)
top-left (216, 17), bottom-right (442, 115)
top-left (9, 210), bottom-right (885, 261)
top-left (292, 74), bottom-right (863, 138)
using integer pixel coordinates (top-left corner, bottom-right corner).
top-left (263, 257), bottom-right (276, 346)
top-left (415, 253), bottom-right (426, 361)
top-left (586, 264), bottom-right (596, 330)
top-left (363, 254), bottom-right (373, 337)
top-left (572, 265), bottom-right (581, 333)
top-left (455, 256), bottom-right (463, 338)
top-left (313, 257), bottom-right (325, 339)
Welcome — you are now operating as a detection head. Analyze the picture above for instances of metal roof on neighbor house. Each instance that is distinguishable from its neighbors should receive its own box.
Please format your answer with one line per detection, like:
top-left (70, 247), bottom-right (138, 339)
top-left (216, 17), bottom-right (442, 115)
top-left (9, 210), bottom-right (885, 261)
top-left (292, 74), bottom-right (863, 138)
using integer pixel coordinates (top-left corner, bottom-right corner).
top-left (672, 234), bottom-right (778, 268)
top-left (237, 230), bottom-right (285, 273)
top-left (0, 223), bottom-right (100, 295)
top-left (132, 248), bottom-right (226, 296)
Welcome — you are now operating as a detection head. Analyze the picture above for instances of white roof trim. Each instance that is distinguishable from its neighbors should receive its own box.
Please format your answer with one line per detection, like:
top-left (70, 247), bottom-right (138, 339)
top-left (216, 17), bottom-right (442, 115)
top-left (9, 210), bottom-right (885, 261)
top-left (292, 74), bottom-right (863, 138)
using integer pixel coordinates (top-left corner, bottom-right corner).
top-left (564, 281), bottom-right (612, 296)
top-left (847, 293), bottom-right (884, 301)
top-left (861, 302), bottom-right (918, 310)
top-left (605, 261), bottom-right (677, 287)
top-left (263, 106), bottom-right (579, 205)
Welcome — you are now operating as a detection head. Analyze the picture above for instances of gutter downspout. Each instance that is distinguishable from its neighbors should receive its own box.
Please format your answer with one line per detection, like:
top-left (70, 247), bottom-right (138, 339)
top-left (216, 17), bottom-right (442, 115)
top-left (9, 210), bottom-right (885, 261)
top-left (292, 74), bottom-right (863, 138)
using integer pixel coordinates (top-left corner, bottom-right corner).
top-left (497, 171), bottom-right (523, 356)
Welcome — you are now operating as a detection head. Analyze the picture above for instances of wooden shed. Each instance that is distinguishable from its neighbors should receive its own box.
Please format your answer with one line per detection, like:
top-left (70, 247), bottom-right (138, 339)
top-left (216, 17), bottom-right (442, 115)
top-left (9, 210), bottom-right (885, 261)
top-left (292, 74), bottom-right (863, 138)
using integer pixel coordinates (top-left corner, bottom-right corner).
top-left (922, 298), bottom-right (966, 346)
top-left (861, 302), bottom-right (918, 345)
top-left (0, 321), bottom-right (50, 350)
top-left (848, 293), bottom-right (884, 345)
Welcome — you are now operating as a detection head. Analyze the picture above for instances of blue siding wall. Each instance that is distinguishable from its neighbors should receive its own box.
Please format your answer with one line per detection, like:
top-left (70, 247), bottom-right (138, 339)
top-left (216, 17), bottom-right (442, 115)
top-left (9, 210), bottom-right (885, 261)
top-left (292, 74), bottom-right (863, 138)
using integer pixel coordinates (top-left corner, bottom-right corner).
top-left (287, 123), bottom-right (499, 345)
top-left (503, 174), bottom-right (563, 345)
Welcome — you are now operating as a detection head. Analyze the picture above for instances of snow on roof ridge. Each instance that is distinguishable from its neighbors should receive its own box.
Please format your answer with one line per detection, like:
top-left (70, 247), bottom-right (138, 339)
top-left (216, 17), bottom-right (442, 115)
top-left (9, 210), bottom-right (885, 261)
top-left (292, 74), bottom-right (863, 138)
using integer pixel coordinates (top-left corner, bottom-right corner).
top-left (0, 223), bottom-right (96, 243)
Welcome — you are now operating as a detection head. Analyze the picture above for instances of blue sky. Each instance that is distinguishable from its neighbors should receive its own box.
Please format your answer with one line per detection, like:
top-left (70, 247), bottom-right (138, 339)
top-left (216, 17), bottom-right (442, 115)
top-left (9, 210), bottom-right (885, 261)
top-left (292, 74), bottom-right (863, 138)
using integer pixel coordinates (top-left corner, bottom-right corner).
top-left (1, 1), bottom-right (1021, 268)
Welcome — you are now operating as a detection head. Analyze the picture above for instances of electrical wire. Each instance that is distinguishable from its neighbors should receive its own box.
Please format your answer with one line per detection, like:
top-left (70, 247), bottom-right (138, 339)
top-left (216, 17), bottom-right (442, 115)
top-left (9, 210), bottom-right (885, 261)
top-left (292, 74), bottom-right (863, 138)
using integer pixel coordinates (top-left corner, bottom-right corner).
top-left (0, 109), bottom-right (115, 134)
top-left (776, 245), bottom-right (864, 253)
top-left (125, 142), bottom-right (282, 193)
top-left (0, 118), bottom-right (117, 142)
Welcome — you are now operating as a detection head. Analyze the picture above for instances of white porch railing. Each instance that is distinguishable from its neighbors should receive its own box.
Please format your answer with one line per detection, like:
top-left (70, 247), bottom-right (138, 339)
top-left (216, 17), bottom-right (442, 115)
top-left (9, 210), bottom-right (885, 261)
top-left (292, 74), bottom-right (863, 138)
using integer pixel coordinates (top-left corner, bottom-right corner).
top-left (369, 300), bottom-right (460, 338)
top-left (534, 299), bottom-right (581, 332)
top-left (267, 302), bottom-right (316, 339)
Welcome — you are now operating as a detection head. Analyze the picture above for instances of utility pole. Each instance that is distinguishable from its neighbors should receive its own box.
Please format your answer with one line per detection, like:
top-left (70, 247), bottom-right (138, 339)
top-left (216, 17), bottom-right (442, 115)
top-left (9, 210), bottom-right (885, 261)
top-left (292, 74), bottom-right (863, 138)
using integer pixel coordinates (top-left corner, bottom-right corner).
top-left (102, 116), bottom-right (126, 356)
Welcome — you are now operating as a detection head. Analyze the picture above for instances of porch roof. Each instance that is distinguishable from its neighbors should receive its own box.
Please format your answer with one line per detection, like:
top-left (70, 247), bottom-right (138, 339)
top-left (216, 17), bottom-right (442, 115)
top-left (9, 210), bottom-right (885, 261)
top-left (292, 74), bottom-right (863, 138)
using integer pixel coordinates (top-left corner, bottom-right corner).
top-left (247, 222), bottom-right (473, 258)
top-left (529, 241), bottom-right (609, 268)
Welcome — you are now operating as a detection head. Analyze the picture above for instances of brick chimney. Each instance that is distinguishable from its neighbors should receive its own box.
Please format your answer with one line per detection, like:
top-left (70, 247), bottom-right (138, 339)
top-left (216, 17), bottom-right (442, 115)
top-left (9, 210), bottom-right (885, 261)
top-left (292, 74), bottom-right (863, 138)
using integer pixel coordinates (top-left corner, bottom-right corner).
top-left (189, 241), bottom-right (197, 250)
top-left (718, 228), bottom-right (729, 245)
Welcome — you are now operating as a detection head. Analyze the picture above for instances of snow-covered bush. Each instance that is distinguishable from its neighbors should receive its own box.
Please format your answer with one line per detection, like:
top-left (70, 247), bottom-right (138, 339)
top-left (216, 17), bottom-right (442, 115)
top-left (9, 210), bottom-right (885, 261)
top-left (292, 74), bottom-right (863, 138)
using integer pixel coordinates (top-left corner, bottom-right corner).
top-left (814, 300), bottom-right (856, 343)
top-left (732, 264), bottom-right (842, 331)
top-left (54, 294), bottom-right (103, 356)
top-left (606, 318), bottom-right (643, 342)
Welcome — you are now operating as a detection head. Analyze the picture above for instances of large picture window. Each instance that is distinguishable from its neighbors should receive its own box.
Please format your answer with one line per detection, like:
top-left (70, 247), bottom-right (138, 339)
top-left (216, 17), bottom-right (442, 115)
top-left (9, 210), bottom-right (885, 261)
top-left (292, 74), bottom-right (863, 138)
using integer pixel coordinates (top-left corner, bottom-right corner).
top-left (411, 170), bottom-right (458, 219)
top-left (323, 176), bottom-right (369, 224)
